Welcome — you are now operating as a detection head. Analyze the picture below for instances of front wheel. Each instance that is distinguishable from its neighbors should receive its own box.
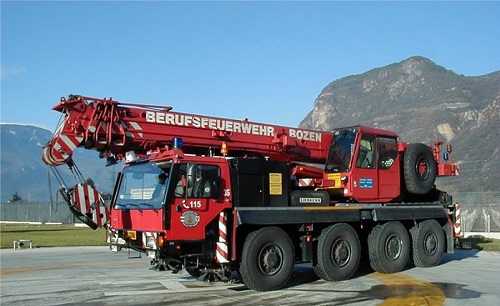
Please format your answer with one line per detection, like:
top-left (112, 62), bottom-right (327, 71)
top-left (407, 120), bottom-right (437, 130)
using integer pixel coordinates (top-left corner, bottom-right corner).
top-left (368, 221), bottom-right (410, 273)
top-left (239, 227), bottom-right (294, 291)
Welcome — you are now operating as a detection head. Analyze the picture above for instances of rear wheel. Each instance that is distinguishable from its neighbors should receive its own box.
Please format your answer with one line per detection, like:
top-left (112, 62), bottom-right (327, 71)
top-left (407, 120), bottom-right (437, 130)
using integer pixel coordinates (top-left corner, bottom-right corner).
top-left (410, 219), bottom-right (445, 267)
top-left (313, 223), bottom-right (361, 281)
top-left (368, 221), bottom-right (409, 273)
top-left (239, 227), bottom-right (294, 291)
top-left (404, 143), bottom-right (437, 195)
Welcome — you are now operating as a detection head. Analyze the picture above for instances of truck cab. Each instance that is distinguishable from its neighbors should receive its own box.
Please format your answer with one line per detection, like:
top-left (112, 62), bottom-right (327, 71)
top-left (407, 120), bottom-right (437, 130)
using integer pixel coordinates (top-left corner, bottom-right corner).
top-left (108, 149), bottom-right (233, 268)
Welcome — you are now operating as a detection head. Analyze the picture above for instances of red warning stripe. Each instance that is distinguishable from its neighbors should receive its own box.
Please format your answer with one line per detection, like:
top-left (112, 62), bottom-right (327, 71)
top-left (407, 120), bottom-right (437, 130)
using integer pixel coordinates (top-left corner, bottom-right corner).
top-left (42, 135), bottom-right (83, 166)
top-left (216, 242), bottom-right (229, 264)
top-left (454, 203), bottom-right (461, 236)
top-left (74, 184), bottom-right (91, 214)
top-left (218, 212), bottom-right (227, 242)
top-left (216, 212), bottom-right (229, 263)
top-left (72, 184), bottom-right (109, 228)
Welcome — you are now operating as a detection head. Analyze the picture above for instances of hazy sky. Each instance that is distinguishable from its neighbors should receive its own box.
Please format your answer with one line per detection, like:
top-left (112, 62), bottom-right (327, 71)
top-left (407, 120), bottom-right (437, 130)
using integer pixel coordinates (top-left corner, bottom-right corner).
top-left (2, 1), bottom-right (499, 131)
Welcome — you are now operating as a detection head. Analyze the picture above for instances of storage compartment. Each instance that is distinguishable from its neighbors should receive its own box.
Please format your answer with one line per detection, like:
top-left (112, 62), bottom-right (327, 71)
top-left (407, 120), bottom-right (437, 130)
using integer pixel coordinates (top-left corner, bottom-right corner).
top-left (231, 158), bottom-right (289, 207)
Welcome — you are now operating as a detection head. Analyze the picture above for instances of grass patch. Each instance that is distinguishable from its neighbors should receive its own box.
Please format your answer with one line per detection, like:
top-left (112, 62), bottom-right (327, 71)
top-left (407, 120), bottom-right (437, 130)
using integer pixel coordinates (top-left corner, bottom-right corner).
top-left (0, 223), bottom-right (108, 249)
top-left (459, 237), bottom-right (500, 252)
top-left (2, 223), bottom-right (500, 252)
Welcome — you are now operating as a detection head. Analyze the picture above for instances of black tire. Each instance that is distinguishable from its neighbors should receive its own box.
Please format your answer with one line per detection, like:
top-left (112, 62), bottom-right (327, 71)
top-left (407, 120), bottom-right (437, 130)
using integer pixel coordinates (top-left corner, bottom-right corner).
top-left (410, 219), bottom-right (445, 267)
top-left (239, 227), bottom-right (294, 291)
top-left (403, 143), bottom-right (437, 195)
top-left (368, 221), bottom-right (410, 273)
top-left (313, 223), bottom-right (361, 281)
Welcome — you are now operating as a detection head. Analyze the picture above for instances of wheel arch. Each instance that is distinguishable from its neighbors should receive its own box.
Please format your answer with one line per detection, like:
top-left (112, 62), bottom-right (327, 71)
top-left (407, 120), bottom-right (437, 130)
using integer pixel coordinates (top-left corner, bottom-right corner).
top-left (405, 216), bottom-right (454, 255)
top-left (234, 223), bottom-right (299, 263)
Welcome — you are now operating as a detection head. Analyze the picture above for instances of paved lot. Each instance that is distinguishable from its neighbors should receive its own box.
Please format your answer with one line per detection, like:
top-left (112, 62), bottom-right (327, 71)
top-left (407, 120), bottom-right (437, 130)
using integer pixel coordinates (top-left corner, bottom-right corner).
top-left (1, 246), bottom-right (499, 305)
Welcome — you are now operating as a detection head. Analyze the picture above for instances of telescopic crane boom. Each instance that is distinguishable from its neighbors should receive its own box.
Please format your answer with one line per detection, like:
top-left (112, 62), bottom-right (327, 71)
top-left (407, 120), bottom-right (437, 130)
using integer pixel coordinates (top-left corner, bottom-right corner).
top-left (43, 95), bottom-right (332, 167)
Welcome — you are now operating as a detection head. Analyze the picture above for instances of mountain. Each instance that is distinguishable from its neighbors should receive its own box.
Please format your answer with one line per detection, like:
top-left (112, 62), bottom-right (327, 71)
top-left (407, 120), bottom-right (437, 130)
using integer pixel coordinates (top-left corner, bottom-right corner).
top-left (300, 56), bottom-right (500, 193)
top-left (0, 124), bottom-right (119, 202)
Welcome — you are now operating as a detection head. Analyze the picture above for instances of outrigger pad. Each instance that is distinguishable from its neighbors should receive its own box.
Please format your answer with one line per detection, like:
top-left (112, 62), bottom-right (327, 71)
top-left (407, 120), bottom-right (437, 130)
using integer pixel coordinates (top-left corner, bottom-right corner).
top-left (197, 269), bottom-right (231, 283)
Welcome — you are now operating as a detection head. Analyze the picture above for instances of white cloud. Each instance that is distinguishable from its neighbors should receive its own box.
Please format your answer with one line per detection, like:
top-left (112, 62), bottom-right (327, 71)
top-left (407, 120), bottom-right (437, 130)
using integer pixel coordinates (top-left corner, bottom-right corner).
top-left (1, 65), bottom-right (27, 80)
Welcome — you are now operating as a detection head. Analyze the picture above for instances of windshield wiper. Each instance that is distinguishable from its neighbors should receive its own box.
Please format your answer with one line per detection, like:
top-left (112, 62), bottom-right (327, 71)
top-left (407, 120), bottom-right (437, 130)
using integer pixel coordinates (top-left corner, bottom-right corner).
top-left (138, 203), bottom-right (158, 211)
top-left (115, 203), bottom-right (159, 211)
top-left (118, 203), bottom-right (142, 211)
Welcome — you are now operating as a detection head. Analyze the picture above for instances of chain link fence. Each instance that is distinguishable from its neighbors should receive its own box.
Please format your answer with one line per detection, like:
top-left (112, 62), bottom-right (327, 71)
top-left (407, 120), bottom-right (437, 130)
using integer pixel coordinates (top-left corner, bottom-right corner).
top-left (453, 192), bottom-right (500, 233)
top-left (2, 192), bottom-right (500, 232)
top-left (1, 201), bottom-right (75, 224)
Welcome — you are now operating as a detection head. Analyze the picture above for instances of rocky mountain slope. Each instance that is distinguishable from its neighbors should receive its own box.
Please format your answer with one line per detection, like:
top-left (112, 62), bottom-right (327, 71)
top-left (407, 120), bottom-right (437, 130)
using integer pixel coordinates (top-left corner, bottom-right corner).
top-left (300, 56), bottom-right (499, 193)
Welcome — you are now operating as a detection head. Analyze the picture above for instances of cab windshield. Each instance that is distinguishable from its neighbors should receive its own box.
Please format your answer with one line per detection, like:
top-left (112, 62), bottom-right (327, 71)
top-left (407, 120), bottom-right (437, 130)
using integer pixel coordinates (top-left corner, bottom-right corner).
top-left (115, 161), bottom-right (172, 210)
top-left (325, 128), bottom-right (357, 173)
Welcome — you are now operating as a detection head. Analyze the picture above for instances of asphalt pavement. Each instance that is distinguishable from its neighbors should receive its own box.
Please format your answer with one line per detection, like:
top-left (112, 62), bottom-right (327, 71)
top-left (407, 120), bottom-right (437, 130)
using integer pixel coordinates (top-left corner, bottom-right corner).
top-left (1, 246), bottom-right (499, 305)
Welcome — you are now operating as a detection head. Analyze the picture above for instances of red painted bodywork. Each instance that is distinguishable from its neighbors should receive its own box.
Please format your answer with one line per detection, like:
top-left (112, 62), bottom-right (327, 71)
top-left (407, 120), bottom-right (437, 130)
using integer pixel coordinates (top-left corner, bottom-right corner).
top-left (42, 95), bottom-right (459, 240)
top-left (43, 95), bottom-right (332, 165)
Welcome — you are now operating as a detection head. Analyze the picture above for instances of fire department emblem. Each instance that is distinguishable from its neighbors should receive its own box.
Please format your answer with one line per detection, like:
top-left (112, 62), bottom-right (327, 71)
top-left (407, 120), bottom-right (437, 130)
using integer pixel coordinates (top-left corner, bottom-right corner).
top-left (180, 211), bottom-right (200, 227)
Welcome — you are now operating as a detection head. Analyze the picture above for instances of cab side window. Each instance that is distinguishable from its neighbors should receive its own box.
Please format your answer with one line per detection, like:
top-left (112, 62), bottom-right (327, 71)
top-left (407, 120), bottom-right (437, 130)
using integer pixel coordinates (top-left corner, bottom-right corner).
top-left (175, 164), bottom-right (220, 198)
top-left (356, 135), bottom-right (375, 169)
top-left (378, 137), bottom-right (398, 170)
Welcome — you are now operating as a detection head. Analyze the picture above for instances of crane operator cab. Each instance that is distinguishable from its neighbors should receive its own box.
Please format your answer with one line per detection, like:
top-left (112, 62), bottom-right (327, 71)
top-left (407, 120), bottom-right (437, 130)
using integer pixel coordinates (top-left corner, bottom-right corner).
top-left (324, 126), bottom-right (401, 203)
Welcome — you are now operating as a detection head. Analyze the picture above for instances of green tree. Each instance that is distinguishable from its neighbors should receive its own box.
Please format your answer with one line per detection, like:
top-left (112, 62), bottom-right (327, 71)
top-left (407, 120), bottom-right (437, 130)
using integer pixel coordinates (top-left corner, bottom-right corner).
top-left (9, 192), bottom-right (23, 202)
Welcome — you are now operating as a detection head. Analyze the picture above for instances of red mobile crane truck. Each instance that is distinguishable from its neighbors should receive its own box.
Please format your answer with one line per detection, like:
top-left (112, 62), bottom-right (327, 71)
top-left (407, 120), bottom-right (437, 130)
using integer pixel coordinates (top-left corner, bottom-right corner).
top-left (43, 95), bottom-right (460, 291)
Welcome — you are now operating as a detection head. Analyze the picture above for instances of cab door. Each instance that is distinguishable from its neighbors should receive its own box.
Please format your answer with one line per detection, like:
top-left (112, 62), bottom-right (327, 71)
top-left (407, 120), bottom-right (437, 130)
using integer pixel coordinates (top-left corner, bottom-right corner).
top-left (351, 134), bottom-right (379, 201)
top-left (377, 137), bottom-right (400, 201)
top-left (167, 163), bottom-right (222, 240)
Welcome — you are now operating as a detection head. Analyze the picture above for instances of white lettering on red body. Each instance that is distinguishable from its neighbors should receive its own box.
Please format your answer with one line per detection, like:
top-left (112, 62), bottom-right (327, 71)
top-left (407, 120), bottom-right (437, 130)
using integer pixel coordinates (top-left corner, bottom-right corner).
top-left (144, 111), bottom-right (321, 142)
